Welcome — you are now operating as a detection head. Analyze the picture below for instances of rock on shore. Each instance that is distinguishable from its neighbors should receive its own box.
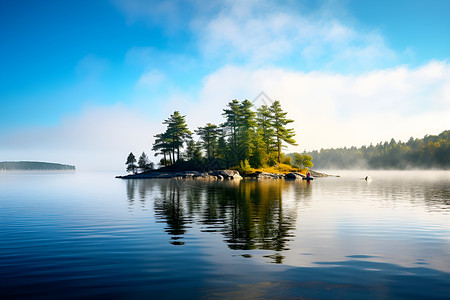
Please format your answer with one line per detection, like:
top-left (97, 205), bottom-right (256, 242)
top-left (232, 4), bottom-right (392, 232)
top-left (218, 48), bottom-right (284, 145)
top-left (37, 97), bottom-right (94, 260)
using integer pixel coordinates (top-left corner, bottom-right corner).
top-left (116, 169), bottom-right (243, 180)
top-left (116, 169), bottom-right (335, 180)
top-left (247, 172), bottom-right (285, 179)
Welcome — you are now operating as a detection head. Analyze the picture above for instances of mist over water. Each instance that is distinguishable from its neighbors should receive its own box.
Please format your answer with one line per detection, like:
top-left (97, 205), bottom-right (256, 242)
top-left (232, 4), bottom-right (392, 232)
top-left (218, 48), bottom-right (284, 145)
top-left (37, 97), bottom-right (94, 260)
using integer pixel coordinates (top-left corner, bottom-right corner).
top-left (1, 171), bottom-right (449, 299)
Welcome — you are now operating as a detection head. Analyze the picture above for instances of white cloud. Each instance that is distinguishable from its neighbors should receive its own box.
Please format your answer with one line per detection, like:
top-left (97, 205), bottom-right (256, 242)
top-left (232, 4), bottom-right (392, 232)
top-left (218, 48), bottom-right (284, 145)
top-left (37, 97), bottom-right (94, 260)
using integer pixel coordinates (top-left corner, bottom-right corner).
top-left (189, 61), bottom-right (450, 151)
top-left (115, 0), bottom-right (397, 71)
top-left (194, 1), bottom-right (395, 70)
top-left (136, 69), bottom-right (166, 88)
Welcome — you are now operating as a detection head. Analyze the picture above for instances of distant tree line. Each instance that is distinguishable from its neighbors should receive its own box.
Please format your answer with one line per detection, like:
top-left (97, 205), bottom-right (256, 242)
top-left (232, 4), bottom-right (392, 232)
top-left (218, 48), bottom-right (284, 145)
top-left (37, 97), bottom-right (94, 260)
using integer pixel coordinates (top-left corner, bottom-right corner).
top-left (125, 99), bottom-right (313, 173)
top-left (304, 130), bottom-right (450, 169)
top-left (0, 161), bottom-right (75, 171)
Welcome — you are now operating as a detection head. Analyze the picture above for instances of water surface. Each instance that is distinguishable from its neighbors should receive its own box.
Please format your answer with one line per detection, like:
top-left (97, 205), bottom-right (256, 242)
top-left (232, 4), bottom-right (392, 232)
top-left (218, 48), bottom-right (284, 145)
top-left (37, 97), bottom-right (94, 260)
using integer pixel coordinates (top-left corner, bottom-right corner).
top-left (1, 170), bottom-right (449, 299)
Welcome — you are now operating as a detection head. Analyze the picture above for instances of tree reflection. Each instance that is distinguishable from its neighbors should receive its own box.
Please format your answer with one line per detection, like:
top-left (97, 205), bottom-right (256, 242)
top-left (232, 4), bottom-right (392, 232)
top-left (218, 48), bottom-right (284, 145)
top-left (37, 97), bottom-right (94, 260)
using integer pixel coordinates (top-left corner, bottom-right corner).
top-left (126, 179), bottom-right (136, 208)
top-left (221, 181), bottom-right (297, 252)
top-left (153, 180), bottom-right (192, 245)
top-left (125, 179), bottom-right (311, 258)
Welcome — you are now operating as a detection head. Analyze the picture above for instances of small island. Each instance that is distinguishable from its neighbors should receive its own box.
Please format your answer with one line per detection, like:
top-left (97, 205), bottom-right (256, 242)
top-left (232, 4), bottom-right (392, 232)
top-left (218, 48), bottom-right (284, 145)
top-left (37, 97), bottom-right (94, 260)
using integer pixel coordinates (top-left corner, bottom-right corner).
top-left (0, 161), bottom-right (76, 171)
top-left (118, 99), bottom-right (321, 180)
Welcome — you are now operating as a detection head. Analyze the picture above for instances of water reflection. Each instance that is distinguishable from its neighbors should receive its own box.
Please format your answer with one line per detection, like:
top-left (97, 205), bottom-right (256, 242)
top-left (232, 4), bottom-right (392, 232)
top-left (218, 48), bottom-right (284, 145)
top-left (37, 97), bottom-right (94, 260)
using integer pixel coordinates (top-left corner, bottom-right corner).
top-left (154, 181), bottom-right (192, 245)
top-left (126, 179), bottom-right (311, 256)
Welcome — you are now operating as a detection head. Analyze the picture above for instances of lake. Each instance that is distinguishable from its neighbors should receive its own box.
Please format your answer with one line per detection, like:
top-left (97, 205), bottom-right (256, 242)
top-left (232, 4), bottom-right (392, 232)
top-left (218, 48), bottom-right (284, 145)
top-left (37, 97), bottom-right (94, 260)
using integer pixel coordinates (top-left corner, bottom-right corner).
top-left (1, 170), bottom-right (449, 299)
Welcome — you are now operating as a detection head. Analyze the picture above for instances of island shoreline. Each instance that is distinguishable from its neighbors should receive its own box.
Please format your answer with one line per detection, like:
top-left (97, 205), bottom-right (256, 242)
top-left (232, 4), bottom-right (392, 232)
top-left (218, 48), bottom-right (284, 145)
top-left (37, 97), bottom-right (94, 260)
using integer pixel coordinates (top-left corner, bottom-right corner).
top-left (116, 169), bottom-right (337, 180)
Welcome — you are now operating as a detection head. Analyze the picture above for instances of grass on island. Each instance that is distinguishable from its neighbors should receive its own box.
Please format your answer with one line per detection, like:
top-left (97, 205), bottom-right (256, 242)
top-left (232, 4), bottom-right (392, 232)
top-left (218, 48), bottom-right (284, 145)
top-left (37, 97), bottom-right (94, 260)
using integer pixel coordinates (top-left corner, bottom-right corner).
top-left (232, 162), bottom-right (307, 176)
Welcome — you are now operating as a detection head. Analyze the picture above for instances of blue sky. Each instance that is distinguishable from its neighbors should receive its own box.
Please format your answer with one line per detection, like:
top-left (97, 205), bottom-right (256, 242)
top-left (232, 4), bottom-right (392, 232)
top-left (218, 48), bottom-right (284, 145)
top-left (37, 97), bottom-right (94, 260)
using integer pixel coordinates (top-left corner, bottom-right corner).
top-left (1, 0), bottom-right (449, 170)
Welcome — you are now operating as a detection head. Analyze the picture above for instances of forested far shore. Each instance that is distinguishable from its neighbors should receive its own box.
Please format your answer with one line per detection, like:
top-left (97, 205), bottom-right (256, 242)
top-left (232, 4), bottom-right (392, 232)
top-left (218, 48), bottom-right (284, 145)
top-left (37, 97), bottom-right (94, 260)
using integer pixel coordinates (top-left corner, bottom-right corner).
top-left (125, 99), bottom-right (313, 175)
top-left (302, 130), bottom-right (450, 169)
top-left (0, 161), bottom-right (76, 171)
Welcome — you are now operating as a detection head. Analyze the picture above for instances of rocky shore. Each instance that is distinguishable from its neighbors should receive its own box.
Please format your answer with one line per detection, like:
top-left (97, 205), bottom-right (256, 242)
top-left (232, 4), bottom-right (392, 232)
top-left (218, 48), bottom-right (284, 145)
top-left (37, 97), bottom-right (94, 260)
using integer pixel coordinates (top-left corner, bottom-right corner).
top-left (116, 169), bottom-right (335, 180)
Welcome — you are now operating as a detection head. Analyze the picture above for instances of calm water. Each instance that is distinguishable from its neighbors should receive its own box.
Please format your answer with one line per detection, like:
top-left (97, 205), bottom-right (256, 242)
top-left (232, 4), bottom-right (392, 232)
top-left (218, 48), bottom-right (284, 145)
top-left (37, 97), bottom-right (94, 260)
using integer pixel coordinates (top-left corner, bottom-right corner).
top-left (1, 171), bottom-right (449, 299)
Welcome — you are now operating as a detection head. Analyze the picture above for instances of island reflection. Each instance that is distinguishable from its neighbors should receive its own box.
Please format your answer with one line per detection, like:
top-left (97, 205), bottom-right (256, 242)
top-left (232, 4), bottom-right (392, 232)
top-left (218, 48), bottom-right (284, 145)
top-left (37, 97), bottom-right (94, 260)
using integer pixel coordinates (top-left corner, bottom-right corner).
top-left (126, 179), bottom-right (312, 253)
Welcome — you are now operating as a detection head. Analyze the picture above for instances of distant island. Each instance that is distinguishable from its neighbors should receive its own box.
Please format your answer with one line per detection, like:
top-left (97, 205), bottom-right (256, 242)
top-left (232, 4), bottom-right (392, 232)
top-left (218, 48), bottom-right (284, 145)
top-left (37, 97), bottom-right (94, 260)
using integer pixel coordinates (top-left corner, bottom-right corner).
top-left (0, 161), bottom-right (76, 171)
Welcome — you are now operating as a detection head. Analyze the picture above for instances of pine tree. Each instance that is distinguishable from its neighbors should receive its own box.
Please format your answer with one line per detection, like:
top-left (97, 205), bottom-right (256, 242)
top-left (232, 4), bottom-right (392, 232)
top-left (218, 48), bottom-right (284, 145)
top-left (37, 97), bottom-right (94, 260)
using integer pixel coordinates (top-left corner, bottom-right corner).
top-left (256, 104), bottom-right (276, 160)
top-left (269, 100), bottom-right (297, 163)
top-left (195, 123), bottom-right (221, 160)
top-left (153, 111), bottom-right (192, 165)
top-left (126, 152), bottom-right (137, 174)
top-left (222, 100), bottom-right (241, 164)
top-left (152, 132), bottom-right (173, 166)
top-left (185, 139), bottom-right (203, 161)
top-left (238, 100), bottom-right (256, 162)
top-left (163, 111), bottom-right (192, 162)
top-left (138, 152), bottom-right (153, 172)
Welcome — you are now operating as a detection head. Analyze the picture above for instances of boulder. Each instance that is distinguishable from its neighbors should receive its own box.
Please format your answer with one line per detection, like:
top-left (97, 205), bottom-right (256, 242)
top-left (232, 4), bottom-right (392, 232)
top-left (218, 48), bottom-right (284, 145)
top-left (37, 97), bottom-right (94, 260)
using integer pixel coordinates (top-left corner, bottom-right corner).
top-left (285, 172), bottom-right (305, 179)
top-left (285, 172), bottom-right (299, 179)
top-left (250, 172), bottom-right (283, 179)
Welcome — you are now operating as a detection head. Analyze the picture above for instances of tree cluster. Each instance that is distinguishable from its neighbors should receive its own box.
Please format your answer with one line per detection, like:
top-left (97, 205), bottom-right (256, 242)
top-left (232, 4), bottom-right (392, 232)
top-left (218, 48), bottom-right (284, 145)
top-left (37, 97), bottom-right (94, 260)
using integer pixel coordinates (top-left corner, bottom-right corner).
top-left (151, 111), bottom-right (192, 166)
top-left (126, 152), bottom-right (154, 174)
top-left (305, 130), bottom-right (450, 169)
top-left (150, 99), bottom-right (298, 170)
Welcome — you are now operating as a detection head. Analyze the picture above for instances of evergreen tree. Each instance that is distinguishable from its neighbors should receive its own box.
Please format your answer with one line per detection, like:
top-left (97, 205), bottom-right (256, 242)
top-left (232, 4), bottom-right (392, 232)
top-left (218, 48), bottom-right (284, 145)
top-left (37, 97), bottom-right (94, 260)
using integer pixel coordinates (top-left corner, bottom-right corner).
top-left (222, 100), bottom-right (241, 164)
top-left (256, 105), bottom-right (276, 156)
top-left (126, 152), bottom-right (137, 174)
top-left (138, 152), bottom-right (153, 172)
top-left (269, 100), bottom-right (297, 163)
top-left (152, 132), bottom-right (172, 166)
top-left (185, 139), bottom-right (203, 161)
top-left (153, 111), bottom-right (192, 165)
top-left (216, 135), bottom-right (231, 167)
top-left (255, 104), bottom-right (277, 165)
top-left (163, 111), bottom-right (192, 162)
top-left (249, 128), bottom-right (266, 168)
top-left (195, 123), bottom-right (221, 160)
top-left (238, 100), bottom-right (256, 162)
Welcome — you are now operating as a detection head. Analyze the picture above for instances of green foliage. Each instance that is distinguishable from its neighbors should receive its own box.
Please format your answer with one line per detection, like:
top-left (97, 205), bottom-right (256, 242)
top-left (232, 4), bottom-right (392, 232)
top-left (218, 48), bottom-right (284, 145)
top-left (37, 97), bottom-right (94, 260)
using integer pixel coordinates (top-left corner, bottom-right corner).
top-left (222, 100), bottom-right (241, 163)
top-left (238, 100), bottom-right (257, 162)
top-left (292, 153), bottom-right (313, 169)
top-left (185, 139), bottom-right (203, 161)
top-left (126, 152), bottom-right (137, 174)
top-left (304, 130), bottom-right (450, 169)
top-left (138, 152), bottom-right (154, 172)
top-left (280, 153), bottom-right (292, 165)
top-left (256, 105), bottom-right (275, 154)
top-left (195, 123), bottom-right (221, 159)
top-left (150, 98), bottom-right (298, 171)
top-left (237, 159), bottom-right (254, 174)
top-left (153, 111), bottom-right (192, 165)
top-left (269, 100), bottom-right (297, 163)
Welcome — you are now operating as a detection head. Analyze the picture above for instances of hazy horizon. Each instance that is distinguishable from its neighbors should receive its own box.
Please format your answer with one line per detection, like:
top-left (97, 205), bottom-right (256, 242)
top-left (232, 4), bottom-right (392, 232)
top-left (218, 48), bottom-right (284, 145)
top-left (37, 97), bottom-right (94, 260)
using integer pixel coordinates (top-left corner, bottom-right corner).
top-left (1, 0), bottom-right (449, 171)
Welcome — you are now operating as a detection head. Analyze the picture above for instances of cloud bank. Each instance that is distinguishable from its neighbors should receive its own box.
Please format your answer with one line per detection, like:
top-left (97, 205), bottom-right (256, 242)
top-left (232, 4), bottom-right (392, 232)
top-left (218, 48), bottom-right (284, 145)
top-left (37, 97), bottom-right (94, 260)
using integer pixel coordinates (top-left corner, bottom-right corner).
top-left (184, 61), bottom-right (450, 151)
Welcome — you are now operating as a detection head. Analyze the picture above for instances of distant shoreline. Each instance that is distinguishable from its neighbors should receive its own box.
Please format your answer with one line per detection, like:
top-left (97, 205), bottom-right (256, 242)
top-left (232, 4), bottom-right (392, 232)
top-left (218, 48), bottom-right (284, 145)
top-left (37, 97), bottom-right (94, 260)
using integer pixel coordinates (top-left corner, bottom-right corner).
top-left (0, 161), bottom-right (76, 171)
